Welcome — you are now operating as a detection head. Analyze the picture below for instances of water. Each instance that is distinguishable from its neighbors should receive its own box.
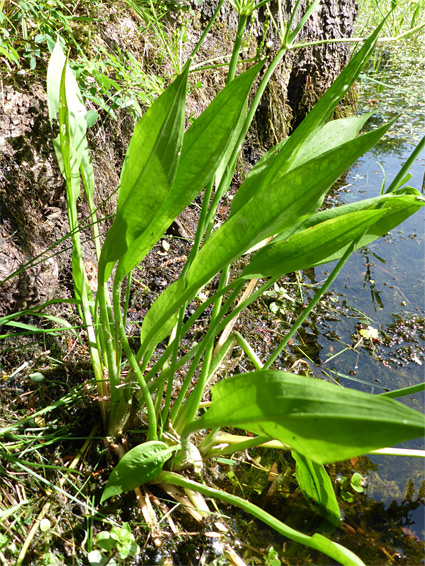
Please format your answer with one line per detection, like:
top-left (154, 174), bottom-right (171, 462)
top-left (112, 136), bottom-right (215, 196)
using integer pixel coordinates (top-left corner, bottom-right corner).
top-left (313, 43), bottom-right (425, 542)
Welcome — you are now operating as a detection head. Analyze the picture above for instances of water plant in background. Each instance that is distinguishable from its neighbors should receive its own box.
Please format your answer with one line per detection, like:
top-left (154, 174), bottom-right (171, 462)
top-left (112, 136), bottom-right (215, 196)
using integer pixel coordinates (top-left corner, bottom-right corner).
top-left (41, 0), bottom-right (425, 563)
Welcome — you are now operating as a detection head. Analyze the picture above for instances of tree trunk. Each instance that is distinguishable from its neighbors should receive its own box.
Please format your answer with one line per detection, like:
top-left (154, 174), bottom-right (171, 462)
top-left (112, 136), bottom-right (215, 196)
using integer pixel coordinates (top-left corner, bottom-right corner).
top-left (189, 0), bottom-right (358, 145)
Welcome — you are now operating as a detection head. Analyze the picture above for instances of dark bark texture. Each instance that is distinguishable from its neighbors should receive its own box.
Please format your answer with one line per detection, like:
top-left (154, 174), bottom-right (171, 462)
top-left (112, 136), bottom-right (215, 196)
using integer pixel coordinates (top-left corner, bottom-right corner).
top-left (190, 0), bottom-right (358, 143)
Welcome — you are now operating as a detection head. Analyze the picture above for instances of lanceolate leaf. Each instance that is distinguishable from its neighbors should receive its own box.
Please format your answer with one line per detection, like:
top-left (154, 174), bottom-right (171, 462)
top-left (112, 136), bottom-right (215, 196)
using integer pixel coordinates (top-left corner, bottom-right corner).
top-left (101, 442), bottom-right (175, 502)
top-left (47, 39), bottom-right (89, 195)
top-left (241, 208), bottom-right (387, 278)
top-left (231, 112), bottom-right (373, 217)
top-left (139, 119), bottom-right (395, 355)
top-left (115, 62), bottom-right (262, 281)
top-left (293, 452), bottom-right (340, 527)
top-left (243, 191), bottom-right (425, 277)
top-left (184, 371), bottom-right (425, 465)
top-left (231, 23), bottom-right (384, 216)
top-left (99, 62), bottom-right (190, 279)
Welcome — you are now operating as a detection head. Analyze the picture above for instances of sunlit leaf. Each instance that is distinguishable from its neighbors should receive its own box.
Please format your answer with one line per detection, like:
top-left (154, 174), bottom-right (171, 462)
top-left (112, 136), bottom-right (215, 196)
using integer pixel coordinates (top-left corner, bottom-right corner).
top-left (185, 371), bottom-right (425, 465)
top-left (99, 62), bottom-right (190, 280)
top-left (139, 119), bottom-right (395, 354)
top-left (231, 20), bottom-right (385, 215)
top-left (101, 442), bottom-right (175, 502)
top-left (115, 62), bottom-right (262, 282)
top-left (293, 452), bottom-right (340, 526)
top-left (244, 191), bottom-right (425, 277)
top-left (241, 208), bottom-right (387, 278)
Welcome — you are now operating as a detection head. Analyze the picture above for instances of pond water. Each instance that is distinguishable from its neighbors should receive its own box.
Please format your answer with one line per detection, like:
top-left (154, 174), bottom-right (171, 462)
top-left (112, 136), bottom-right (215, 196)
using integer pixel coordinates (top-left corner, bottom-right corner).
top-left (312, 41), bottom-right (425, 544)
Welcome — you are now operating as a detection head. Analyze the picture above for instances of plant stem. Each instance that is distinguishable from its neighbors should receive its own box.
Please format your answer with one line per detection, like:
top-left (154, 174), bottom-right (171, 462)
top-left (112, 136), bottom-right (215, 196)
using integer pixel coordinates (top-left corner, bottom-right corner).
top-left (155, 472), bottom-right (365, 566)
top-left (227, 15), bottom-right (248, 84)
top-left (105, 278), bottom-right (154, 437)
top-left (290, 21), bottom-right (425, 51)
top-left (386, 135), bottom-right (425, 193)
top-left (200, 432), bottom-right (291, 456)
top-left (118, 323), bottom-right (157, 441)
top-left (200, 433), bottom-right (272, 457)
top-left (190, 0), bottom-right (226, 60)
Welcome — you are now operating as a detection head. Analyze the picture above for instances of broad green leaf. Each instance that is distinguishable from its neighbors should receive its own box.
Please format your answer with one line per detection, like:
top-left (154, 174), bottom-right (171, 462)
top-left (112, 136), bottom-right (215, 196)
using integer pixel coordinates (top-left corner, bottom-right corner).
top-left (293, 452), bottom-right (340, 526)
top-left (251, 191), bottom-right (425, 273)
top-left (272, 188), bottom-right (424, 244)
top-left (99, 63), bottom-right (190, 279)
top-left (118, 63), bottom-right (189, 211)
top-left (351, 472), bottom-right (364, 493)
top-left (56, 56), bottom-right (90, 304)
top-left (184, 371), bottom-right (425, 465)
top-left (231, 23), bottom-right (384, 215)
top-left (115, 62), bottom-right (262, 281)
top-left (177, 121), bottom-right (396, 284)
top-left (47, 40), bottom-right (97, 304)
top-left (101, 441), bottom-right (175, 502)
top-left (96, 532), bottom-right (114, 552)
top-left (241, 208), bottom-right (387, 278)
top-left (232, 112), bottom-right (373, 216)
top-left (47, 39), bottom-right (87, 132)
top-left (139, 119), bottom-right (395, 354)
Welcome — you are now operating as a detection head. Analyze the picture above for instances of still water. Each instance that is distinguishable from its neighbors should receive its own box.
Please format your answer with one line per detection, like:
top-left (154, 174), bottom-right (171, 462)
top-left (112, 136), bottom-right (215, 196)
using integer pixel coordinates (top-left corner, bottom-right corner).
top-left (314, 43), bottom-right (425, 543)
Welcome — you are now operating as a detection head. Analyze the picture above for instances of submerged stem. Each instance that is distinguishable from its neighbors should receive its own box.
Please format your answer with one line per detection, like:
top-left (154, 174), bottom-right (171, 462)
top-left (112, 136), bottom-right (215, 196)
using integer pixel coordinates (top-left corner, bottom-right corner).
top-left (155, 472), bottom-right (365, 566)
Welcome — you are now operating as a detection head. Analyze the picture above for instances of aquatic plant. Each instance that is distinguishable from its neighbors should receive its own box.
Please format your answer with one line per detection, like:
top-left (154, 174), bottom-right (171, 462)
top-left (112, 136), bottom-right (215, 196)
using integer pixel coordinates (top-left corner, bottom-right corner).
top-left (45, 1), bottom-right (425, 563)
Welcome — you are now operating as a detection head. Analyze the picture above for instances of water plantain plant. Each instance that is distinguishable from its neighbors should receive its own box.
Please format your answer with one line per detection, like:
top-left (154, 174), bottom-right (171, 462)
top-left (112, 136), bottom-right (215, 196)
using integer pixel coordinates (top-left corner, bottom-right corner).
top-left (45, 1), bottom-right (425, 564)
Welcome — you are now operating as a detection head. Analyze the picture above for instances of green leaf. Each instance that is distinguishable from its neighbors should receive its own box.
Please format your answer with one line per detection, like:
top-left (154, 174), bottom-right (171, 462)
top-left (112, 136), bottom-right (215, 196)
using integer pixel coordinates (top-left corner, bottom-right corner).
top-left (99, 62), bottom-right (190, 280)
top-left (232, 113), bottom-right (373, 217)
top-left (184, 371), bottom-right (425, 465)
top-left (47, 39), bottom-right (89, 186)
top-left (253, 191), bottom-right (425, 272)
top-left (350, 472), bottom-right (364, 493)
top-left (101, 442), bottom-right (175, 502)
top-left (96, 532), bottom-right (114, 552)
top-left (241, 208), bottom-right (387, 279)
top-left (47, 40), bottom-right (95, 305)
top-left (231, 21), bottom-right (384, 216)
top-left (114, 62), bottom-right (262, 281)
top-left (293, 452), bottom-right (340, 526)
top-left (139, 119), bottom-right (395, 354)
top-left (86, 110), bottom-right (98, 128)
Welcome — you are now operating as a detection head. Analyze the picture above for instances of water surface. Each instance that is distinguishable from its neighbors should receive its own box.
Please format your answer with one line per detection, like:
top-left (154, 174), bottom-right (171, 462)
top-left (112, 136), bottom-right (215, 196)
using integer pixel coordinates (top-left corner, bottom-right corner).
top-left (315, 41), bottom-right (425, 540)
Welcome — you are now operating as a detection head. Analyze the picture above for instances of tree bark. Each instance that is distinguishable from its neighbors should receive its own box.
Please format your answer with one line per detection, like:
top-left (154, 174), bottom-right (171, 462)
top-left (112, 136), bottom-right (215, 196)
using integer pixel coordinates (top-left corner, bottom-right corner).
top-left (189, 0), bottom-right (358, 145)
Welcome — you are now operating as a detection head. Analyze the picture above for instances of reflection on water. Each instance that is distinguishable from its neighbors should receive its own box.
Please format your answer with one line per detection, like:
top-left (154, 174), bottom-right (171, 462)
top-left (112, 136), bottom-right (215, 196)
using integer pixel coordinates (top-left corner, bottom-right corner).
top-left (314, 45), bottom-right (425, 544)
